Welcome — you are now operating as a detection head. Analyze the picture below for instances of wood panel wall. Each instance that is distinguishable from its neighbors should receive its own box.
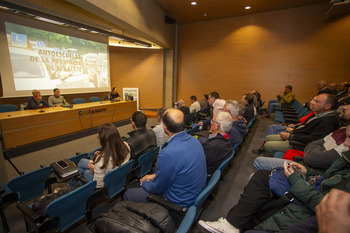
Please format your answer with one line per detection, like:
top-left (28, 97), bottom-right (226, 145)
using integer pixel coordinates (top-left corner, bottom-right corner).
top-left (177, 3), bottom-right (350, 105)
top-left (109, 46), bottom-right (164, 109)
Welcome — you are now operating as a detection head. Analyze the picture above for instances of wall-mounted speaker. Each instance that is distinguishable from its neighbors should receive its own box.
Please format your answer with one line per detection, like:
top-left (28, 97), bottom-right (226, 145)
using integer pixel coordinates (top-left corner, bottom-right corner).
top-left (165, 15), bottom-right (176, 24)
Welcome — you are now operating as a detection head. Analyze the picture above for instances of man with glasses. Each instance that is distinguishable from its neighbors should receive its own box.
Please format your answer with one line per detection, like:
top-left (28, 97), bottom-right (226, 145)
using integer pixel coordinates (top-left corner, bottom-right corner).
top-left (199, 112), bottom-right (233, 176)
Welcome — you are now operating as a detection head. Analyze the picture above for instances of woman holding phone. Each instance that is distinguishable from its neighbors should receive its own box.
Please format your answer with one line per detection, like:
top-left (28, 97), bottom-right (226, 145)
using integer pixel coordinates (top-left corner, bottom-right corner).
top-left (78, 123), bottom-right (130, 188)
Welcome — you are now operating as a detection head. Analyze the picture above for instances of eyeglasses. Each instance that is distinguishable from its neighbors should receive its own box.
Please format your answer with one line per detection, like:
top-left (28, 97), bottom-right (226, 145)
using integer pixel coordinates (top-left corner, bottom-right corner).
top-left (211, 119), bottom-right (220, 125)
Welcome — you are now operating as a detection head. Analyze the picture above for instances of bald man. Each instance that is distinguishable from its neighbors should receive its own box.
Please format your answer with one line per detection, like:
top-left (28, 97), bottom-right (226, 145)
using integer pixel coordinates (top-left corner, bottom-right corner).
top-left (124, 109), bottom-right (207, 208)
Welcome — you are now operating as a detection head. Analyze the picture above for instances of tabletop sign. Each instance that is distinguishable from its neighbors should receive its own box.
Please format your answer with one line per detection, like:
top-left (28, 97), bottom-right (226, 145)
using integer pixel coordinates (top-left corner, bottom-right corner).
top-left (79, 108), bottom-right (106, 116)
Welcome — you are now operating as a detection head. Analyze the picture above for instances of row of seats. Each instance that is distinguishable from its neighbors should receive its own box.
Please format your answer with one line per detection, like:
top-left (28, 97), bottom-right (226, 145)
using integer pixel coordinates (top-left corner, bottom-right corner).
top-left (274, 99), bottom-right (311, 124)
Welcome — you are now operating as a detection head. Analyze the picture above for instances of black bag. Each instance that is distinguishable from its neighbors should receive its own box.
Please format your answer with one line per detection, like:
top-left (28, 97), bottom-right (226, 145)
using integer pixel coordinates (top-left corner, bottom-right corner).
top-left (32, 186), bottom-right (76, 216)
top-left (94, 201), bottom-right (176, 233)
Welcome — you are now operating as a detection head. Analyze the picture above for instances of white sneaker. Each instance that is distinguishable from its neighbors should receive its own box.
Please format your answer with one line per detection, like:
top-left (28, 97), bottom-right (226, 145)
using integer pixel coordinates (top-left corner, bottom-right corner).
top-left (198, 218), bottom-right (239, 233)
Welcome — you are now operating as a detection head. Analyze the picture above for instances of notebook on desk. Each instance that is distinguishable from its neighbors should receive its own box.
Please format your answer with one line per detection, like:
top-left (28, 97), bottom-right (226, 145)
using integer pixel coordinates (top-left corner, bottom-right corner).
top-left (50, 159), bottom-right (78, 178)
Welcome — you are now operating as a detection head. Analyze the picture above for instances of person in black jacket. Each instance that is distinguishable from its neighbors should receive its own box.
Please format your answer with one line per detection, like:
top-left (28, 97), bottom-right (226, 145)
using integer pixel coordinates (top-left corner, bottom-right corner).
top-left (262, 93), bottom-right (340, 157)
top-left (27, 89), bottom-right (49, 109)
top-left (241, 93), bottom-right (256, 123)
top-left (126, 111), bottom-right (157, 163)
top-left (199, 112), bottom-right (233, 175)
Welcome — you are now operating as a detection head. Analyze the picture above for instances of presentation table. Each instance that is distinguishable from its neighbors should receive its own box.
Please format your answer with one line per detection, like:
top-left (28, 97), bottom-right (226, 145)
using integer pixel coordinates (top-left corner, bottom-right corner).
top-left (0, 100), bottom-right (137, 149)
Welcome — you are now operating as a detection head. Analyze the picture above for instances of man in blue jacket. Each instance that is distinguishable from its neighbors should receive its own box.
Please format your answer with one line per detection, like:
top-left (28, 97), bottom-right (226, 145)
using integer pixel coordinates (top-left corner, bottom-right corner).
top-left (124, 108), bottom-right (207, 207)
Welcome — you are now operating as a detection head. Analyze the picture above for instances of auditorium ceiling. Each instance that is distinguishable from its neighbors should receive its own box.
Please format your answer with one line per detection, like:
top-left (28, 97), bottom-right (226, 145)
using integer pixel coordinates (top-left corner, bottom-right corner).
top-left (156, 0), bottom-right (330, 24)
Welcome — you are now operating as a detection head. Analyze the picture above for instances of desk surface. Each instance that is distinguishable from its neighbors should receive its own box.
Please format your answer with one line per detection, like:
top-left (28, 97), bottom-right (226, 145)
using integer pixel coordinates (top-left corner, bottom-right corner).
top-left (0, 101), bottom-right (137, 149)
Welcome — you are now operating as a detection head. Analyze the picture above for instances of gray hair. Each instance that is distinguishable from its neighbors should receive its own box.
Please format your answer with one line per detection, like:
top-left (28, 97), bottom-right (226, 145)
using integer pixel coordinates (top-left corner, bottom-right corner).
top-left (178, 99), bottom-right (185, 106)
top-left (216, 112), bottom-right (233, 133)
top-left (225, 100), bottom-right (240, 118)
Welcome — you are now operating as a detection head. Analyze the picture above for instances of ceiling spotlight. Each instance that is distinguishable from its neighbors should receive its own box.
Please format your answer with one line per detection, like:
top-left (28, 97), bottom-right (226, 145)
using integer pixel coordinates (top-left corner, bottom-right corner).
top-left (245, 6), bottom-right (251, 10)
top-left (204, 13), bottom-right (207, 16)
top-left (191, 2), bottom-right (197, 5)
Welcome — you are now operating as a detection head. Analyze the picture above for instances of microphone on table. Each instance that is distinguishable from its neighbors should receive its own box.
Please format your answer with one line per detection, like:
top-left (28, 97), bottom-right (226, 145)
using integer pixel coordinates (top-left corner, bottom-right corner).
top-left (39, 106), bottom-right (45, 113)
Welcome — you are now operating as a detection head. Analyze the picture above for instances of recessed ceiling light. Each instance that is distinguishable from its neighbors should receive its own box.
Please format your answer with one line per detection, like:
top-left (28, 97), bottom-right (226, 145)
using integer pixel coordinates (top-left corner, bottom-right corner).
top-left (191, 2), bottom-right (197, 5)
top-left (245, 6), bottom-right (251, 10)
top-left (204, 13), bottom-right (207, 17)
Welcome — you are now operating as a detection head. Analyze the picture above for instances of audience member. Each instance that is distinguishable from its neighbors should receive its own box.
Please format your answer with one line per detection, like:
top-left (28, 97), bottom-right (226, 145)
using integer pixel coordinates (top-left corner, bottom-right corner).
top-left (264, 85), bottom-right (295, 118)
top-left (224, 101), bottom-right (247, 146)
top-left (255, 123), bottom-right (350, 171)
top-left (189, 95), bottom-right (201, 113)
top-left (255, 104), bottom-right (350, 171)
top-left (251, 90), bottom-right (263, 108)
top-left (152, 108), bottom-right (169, 147)
top-left (77, 123), bottom-right (130, 188)
top-left (252, 101), bottom-right (315, 155)
top-left (28, 89), bottom-right (49, 109)
top-left (261, 93), bottom-right (340, 157)
top-left (200, 94), bottom-right (209, 110)
top-left (123, 109), bottom-right (207, 207)
top-left (336, 82), bottom-right (349, 99)
top-left (316, 188), bottom-right (350, 233)
top-left (177, 99), bottom-right (190, 115)
top-left (199, 154), bottom-right (350, 233)
top-left (48, 88), bottom-right (68, 107)
top-left (328, 83), bottom-right (338, 95)
top-left (126, 111), bottom-right (157, 162)
top-left (198, 91), bottom-right (226, 128)
top-left (208, 91), bottom-right (226, 116)
top-left (200, 112), bottom-right (233, 175)
top-left (241, 93), bottom-right (256, 123)
top-left (317, 80), bottom-right (333, 95)
top-left (105, 86), bottom-right (121, 100)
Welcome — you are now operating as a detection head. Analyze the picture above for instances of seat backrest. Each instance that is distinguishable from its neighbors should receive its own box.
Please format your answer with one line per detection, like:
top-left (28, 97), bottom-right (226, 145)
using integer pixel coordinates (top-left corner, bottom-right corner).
top-left (103, 160), bottom-right (135, 199)
top-left (217, 151), bottom-right (235, 173)
top-left (89, 96), bottom-right (100, 102)
top-left (194, 170), bottom-right (221, 210)
top-left (0, 104), bottom-right (17, 113)
top-left (176, 206), bottom-right (197, 233)
top-left (138, 146), bottom-right (160, 177)
top-left (185, 112), bottom-right (195, 125)
top-left (46, 180), bottom-right (96, 232)
top-left (72, 98), bottom-right (86, 104)
top-left (7, 166), bottom-right (51, 202)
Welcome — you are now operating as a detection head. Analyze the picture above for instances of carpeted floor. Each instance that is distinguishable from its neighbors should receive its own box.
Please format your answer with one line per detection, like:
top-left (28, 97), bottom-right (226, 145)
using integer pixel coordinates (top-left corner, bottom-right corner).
top-left (1, 114), bottom-right (276, 233)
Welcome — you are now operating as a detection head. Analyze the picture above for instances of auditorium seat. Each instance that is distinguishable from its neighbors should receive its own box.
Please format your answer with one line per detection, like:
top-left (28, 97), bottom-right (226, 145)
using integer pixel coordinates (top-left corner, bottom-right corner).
top-left (89, 96), bottom-right (100, 102)
top-left (72, 98), bottom-right (86, 104)
top-left (0, 104), bottom-right (17, 113)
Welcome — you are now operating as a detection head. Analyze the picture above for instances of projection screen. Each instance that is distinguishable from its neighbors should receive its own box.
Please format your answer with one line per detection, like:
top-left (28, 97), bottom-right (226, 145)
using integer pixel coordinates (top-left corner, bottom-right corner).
top-left (0, 12), bottom-right (110, 98)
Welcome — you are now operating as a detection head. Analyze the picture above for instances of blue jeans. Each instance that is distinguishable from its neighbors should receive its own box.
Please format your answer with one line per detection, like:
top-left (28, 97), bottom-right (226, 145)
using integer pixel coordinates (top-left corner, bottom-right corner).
top-left (266, 100), bottom-right (280, 116)
top-left (254, 157), bottom-right (287, 171)
top-left (123, 187), bottom-right (151, 203)
top-left (264, 124), bottom-right (286, 139)
top-left (78, 158), bottom-right (94, 182)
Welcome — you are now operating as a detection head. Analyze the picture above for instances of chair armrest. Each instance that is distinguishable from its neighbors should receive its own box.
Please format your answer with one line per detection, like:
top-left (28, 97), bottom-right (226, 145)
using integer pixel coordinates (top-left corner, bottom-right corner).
top-left (147, 194), bottom-right (187, 216)
top-left (2, 192), bottom-right (19, 204)
top-left (16, 202), bottom-right (42, 223)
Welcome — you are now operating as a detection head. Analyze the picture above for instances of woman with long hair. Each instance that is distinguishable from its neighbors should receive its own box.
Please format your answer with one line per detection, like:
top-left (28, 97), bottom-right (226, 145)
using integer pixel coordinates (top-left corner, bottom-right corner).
top-left (105, 87), bottom-right (121, 100)
top-left (78, 123), bottom-right (130, 188)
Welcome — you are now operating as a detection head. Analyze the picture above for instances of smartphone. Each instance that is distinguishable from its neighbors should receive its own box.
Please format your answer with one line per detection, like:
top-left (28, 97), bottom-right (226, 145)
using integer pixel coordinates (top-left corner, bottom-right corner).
top-left (56, 160), bottom-right (69, 169)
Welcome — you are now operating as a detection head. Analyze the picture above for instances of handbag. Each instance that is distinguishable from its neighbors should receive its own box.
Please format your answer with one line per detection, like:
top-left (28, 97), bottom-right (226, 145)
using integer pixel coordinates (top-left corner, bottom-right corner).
top-left (269, 167), bottom-right (291, 198)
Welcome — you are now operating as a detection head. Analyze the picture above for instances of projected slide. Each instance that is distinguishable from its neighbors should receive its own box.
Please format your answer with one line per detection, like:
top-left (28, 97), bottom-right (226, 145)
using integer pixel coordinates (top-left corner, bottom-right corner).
top-left (5, 22), bottom-right (109, 91)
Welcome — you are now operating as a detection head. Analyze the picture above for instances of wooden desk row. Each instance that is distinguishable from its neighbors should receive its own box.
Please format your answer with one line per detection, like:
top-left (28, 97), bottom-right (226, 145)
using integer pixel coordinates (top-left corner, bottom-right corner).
top-left (0, 101), bottom-right (137, 149)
